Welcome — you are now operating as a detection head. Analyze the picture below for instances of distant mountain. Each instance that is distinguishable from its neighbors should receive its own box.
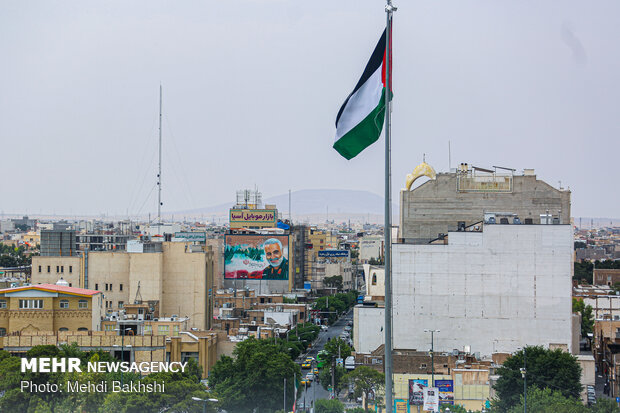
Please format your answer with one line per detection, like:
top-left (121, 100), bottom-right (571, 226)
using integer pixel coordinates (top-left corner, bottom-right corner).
top-left (176, 189), bottom-right (398, 218)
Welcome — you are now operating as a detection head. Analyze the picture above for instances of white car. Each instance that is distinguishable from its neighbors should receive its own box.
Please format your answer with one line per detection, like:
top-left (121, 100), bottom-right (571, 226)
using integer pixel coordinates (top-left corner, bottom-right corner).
top-left (306, 372), bottom-right (315, 381)
top-left (321, 325), bottom-right (329, 331)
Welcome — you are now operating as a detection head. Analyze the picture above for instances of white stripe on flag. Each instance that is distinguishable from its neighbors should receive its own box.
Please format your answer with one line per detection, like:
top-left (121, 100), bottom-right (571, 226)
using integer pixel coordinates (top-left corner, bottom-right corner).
top-left (335, 66), bottom-right (383, 141)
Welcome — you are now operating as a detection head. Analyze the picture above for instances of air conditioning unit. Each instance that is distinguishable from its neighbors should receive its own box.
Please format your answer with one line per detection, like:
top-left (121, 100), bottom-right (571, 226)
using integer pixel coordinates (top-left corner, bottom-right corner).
top-left (137, 314), bottom-right (144, 321)
top-left (251, 321), bottom-right (256, 325)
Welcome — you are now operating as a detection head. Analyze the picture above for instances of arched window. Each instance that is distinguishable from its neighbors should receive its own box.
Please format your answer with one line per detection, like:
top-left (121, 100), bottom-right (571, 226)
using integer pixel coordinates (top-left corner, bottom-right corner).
top-left (59, 300), bottom-right (69, 309)
top-left (77, 327), bottom-right (88, 331)
top-left (372, 273), bottom-right (377, 285)
top-left (59, 328), bottom-right (69, 332)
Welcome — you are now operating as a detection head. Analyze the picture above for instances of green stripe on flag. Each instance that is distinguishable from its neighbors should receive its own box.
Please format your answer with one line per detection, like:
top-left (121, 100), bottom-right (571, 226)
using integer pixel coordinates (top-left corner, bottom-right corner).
top-left (333, 92), bottom-right (386, 160)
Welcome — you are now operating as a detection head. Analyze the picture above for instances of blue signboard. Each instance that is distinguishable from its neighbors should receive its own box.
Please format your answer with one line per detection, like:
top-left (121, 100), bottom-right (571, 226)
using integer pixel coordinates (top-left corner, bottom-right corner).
top-left (318, 250), bottom-right (349, 258)
top-left (304, 282), bottom-right (311, 291)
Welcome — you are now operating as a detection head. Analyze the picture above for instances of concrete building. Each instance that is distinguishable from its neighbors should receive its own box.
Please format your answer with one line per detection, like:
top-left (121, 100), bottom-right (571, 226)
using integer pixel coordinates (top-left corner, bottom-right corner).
top-left (363, 264), bottom-right (384, 302)
top-left (32, 241), bottom-right (216, 330)
top-left (356, 223), bottom-right (574, 357)
top-left (399, 166), bottom-right (571, 244)
top-left (0, 283), bottom-right (103, 335)
top-left (594, 269), bottom-right (620, 287)
top-left (573, 284), bottom-right (620, 320)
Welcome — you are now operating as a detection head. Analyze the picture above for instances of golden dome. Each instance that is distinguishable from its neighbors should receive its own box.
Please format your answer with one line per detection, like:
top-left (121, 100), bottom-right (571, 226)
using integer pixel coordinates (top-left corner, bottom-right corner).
top-left (405, 162), bottom-right (436, 190)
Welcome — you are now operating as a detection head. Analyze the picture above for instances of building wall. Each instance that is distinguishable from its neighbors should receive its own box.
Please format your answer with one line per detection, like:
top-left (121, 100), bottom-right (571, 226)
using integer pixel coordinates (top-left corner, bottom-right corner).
top-left (392, 225), bottom-right (573, 357)
top-left (400, 172), bottom-right (571, 243)
top-left (354, 306), bottom-right (384, 354)
top-left (161, 242), bottom-right (211, 330)
top-left (364, 265), bottom-right (385, 300)
top-left (0, 293), bottom-right (100, 333)
top-left (31, 256), bottom-right (82, 287)
top-left (89, 252), bottom-right (131, 311)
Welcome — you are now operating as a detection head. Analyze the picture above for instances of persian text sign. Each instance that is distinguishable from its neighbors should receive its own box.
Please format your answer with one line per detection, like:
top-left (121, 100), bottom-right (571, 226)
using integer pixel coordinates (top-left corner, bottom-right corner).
top-left (174, 232), bottom-right (206, 242)
top-left (229, 209), bottom-right (277, 225)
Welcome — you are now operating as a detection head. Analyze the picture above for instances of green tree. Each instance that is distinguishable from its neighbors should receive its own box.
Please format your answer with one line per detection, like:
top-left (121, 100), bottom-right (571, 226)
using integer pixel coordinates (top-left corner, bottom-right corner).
top-left (344, 366), bottom-right (384, 412)
top-left (493, 346), bottom-right (582, 412)
top-left (503, 387), bottom-right (587, 413)
top-left (324, 275), bottom-right (344, 291)
top-left (208, 337), bottom-right (300, 413)
top-left (440, 405), bottom-right (472, 413)
top-left (589, 397), bottom-right (620, 413)
top-left (315, 398), bottom-right (345, 413)
top-left (573, 298), bottom-right (594, 338)
top-left (324, 338), bottom-right (352, 361)
top-left (319, 365), bottom-right (347, 395)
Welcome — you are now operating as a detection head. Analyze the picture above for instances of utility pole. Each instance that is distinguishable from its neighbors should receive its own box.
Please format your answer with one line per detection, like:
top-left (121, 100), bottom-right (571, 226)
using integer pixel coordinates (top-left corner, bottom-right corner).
top-left (424, 329), bottom-right (439, 388)
top-left (284, 377), bottom-right (286, 413)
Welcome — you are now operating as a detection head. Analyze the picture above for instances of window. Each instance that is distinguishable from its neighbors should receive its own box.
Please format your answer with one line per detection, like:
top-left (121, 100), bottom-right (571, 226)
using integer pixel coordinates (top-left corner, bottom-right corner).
top-left (56, 266), bottom-right (59, 273)
top-left (104, 324), bottom-right (114, 331)
top-left (119, 284), bottom-right (123, 292)
top-left (78, 300), bottom-right (88, 309)
top-left (173, 325), bottom-right (179, 336)
top-left (61, 266), bottom-right (64, 273)
top-left (77, 327), bottom-right (88, 331)
top-left (105, 284), bottom-right (108, 291)
top-left (47, 266), bottom-right (50, 273)
top-left (144, 325), bottom-right (153, 334)
top-left (19, 299), bottom-right (43, 309)
top-left (95, 283), bottom-right (99, 290)
top-left (0, 328), bottom-right (5, 337)
top-left (59, 328), bottom-right (69, 331)
top-left (118, 301), bottom-right (124, 309)
top-left (158, 325), bottom-right (169, 335)
top-left (0, 300), bottom-right (6, 309)
top-left (69, 266), bottom-right (72, 273)
top-left (38, 265), bottom-right (42, 273)
top-left (69, 283), bottom-right (72, 287)
top-left (372, 274), bottom-right (377, 285)
top-left (109, 284), bottom-right (112, 292)
top-left (420, 363), bottom-right (427, 369)
top-left (59, 300), bottom-right (69, 309)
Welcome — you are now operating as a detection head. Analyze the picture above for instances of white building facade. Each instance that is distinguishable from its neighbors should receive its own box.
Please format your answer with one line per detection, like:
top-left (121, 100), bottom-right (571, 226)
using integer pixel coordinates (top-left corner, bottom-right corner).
top-left (356, 224), bottom-right (574, 357)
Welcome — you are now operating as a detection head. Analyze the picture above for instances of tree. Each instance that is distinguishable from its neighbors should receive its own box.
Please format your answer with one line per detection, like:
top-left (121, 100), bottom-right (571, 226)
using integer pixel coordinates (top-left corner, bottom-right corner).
top-left (319, 365), bottom-right (347, 395)
top-left (589, 397), bottom-right (620, 413)
top-left (324, 275), bottom-right (343, 291)
top-left (504, 387), bottom-right (587, 413)
top-left (315, 398), bottom-right (345, 413)
top-left (573, 298), bottom-right (594, 338)
top-left (493, 346), bottom-right (582, 412)
top-left (344, 366), bottom-right (384, 412)
top-left (208, 337), bottom-right (300, 413)
top-left (324, 338), bottom-right (352, 361)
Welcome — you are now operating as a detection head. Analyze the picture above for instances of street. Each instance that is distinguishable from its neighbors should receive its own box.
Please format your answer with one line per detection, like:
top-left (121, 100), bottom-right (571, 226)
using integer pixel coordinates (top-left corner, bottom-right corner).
top-left (297, 308), bottom-right (355, 412)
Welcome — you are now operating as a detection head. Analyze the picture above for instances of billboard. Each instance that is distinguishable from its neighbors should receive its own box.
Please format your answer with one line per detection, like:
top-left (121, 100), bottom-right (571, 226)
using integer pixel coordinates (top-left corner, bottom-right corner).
top-left (224, 235), bottom-right (289, 280)
top-left (435, 380), bottom-right (454, 405)
top-left (423, 387), bottom-right (439, 412)
top-left (408, 379), bottom-right (427, 406)
top-left (229, 209), bottom-right (277, 226)
top-left (174, 232), bottom-right (206, 242)
top-left (318, 250), bottom-right (350, 258)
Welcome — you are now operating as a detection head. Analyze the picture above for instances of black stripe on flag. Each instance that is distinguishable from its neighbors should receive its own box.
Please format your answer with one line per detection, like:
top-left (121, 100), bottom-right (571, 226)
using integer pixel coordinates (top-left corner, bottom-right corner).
top-left (336, 29), bottom-right (386, 127)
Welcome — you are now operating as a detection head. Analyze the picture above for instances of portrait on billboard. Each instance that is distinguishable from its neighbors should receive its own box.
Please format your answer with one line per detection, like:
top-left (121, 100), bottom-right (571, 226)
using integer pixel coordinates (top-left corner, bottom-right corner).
top-left (224, 235), bottom-right (289, 280)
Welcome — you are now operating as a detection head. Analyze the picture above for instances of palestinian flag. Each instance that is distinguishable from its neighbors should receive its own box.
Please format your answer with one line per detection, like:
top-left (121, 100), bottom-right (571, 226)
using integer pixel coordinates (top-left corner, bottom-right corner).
top-left (334, 29), bottom-right (390, 160)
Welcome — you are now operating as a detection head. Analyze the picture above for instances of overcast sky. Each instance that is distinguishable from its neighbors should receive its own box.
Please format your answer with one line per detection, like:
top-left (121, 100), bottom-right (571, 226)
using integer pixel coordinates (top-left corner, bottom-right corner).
top-left (1, 0), bottom-right (618, 219)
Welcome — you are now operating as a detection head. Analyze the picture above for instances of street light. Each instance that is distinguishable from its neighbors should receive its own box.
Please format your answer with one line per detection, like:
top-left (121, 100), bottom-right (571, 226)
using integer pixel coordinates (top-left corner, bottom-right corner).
top-left (191, 396), bottom-right (218, 413)
top-left (424, 329), bottom-right (440, 387)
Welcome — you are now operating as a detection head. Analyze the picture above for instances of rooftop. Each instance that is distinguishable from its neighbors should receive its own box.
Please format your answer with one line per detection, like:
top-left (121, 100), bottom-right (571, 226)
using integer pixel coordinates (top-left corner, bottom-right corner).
top-left (0, 283), bottom-right (101, 297)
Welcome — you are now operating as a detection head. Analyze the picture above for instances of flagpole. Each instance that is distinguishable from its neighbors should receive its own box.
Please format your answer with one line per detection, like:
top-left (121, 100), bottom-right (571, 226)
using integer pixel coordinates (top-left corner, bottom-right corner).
top-left (384, 1), bottom-right (396, 413)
